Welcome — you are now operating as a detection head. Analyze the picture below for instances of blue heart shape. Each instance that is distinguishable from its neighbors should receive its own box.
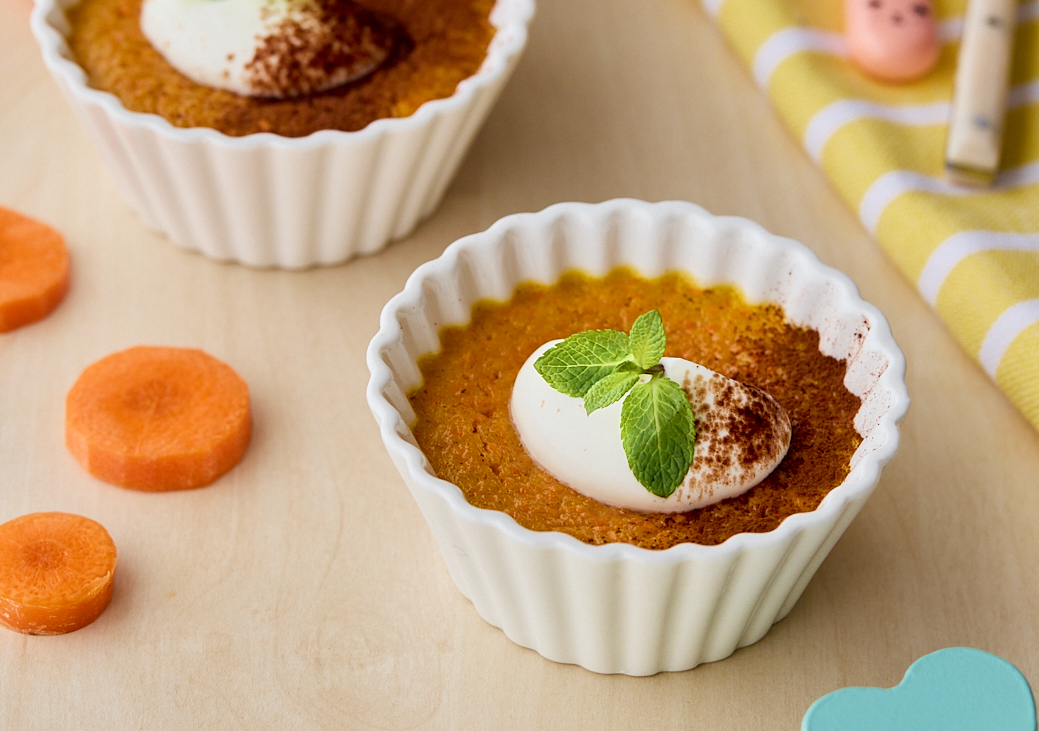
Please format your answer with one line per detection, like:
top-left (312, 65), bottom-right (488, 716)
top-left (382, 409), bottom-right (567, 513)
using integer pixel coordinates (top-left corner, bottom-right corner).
top-left (803, 647), bottom-right (1036, 731)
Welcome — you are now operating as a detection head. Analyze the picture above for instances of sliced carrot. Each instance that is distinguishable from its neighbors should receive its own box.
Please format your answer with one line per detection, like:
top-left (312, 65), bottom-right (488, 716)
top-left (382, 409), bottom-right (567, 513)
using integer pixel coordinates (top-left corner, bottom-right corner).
top-left (66, 346), bottom-right (252, 491)
top-left (0, 206), bottom-right (70, 333)
top-left (0, 512), bottom-right (117, 635)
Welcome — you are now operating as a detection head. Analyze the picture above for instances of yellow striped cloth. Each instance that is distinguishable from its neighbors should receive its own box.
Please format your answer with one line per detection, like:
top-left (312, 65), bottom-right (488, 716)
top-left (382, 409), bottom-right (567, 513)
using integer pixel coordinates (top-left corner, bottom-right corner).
top-left (704, 0), bottom-right (1039, 432)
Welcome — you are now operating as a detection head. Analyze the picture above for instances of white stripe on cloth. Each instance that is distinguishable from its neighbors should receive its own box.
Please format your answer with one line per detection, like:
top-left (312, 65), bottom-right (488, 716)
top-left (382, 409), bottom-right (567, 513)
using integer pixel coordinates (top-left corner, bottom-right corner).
top-left (979, 299), bottom-right (1039, 377)
top-left (752, 29), bottom-right (845, 88)
top-left (919, 232), bottom-right (1039, 306)
top-left (804, 100), bottom-right (950, 162)
top-left (858, 161), bottom-right (1039, 235)
top-left (701, 0), bottom-right (728, 19)
top-left (803, 79), bottom-right (1039, 163)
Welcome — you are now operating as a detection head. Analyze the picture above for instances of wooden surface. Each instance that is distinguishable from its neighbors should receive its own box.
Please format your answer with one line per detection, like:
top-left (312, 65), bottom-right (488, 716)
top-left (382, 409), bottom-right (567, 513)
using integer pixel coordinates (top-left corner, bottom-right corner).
top-left (3, 0), bottom-right (1039, 728)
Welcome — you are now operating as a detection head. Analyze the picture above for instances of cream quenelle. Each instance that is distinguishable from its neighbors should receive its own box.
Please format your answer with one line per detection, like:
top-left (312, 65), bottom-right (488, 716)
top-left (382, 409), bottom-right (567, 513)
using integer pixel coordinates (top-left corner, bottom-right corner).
top-left (511, 341), bottom-right (793, 513)
top-left (139, 0), bottom-right (398, 99)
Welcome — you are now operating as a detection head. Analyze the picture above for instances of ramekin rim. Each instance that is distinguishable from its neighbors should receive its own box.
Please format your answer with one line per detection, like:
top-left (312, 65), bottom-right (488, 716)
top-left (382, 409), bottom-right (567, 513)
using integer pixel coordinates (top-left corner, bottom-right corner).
top-left (29, 0), bottom-right (536, 149)
top-left (365, 199), bottom-right (910, 564)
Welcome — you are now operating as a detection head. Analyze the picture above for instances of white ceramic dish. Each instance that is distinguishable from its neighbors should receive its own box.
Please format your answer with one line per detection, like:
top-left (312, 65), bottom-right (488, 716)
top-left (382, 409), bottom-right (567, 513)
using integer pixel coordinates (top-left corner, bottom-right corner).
top-left (30, 0), bottom-right (535, 268)
top-left (366, 199), bottom-right (909, 675)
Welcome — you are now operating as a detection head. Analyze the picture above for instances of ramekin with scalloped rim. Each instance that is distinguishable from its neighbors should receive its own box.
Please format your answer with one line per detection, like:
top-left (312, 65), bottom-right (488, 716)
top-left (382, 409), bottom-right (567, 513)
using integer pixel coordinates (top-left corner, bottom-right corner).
top-left (366, 199), bottom-right (908, 675)
top-left (30, 0), bottom-right (534, 268)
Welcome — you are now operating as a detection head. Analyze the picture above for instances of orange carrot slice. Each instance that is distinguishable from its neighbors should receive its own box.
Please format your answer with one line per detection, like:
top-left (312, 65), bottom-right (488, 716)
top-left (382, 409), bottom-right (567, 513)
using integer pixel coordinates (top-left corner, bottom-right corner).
top-left (0, 206), bottom-right (70, 333)
top-left (0, 512), bottom-right (117, 635)
top-left (66, 346), bottom-right (252, 491)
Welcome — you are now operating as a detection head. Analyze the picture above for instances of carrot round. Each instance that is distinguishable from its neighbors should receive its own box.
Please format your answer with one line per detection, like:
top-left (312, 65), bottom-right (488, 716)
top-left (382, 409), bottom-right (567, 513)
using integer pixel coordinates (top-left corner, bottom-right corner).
top-left (66, 346), bottom-right (252, 491)
top-left (0, 206), bottom-right (70, 333)
top-left (0, 512), bottom-right (117, 635)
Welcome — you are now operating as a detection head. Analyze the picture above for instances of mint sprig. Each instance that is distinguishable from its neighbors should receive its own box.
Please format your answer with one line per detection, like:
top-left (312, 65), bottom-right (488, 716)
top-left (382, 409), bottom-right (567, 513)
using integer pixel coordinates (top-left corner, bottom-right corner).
top-left (531, 329), bottom-right (632, 398)
top-left (533, 311), bottom-right (696, 498)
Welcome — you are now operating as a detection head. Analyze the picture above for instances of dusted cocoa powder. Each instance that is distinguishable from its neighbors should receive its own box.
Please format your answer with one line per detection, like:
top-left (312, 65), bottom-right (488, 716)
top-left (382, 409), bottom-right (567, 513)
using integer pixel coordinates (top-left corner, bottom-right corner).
top-left (409, 269), bottom-right (863, 550)
top-left (244, 0), bottom-right (399, 99)
top-left (67, 0), bottom-right (495, 137)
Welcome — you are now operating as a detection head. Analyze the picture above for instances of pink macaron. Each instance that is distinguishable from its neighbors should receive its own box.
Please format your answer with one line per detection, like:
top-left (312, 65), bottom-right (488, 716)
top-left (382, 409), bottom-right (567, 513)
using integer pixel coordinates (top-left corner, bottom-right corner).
top-left (845, 0), bottom-right (940, 82)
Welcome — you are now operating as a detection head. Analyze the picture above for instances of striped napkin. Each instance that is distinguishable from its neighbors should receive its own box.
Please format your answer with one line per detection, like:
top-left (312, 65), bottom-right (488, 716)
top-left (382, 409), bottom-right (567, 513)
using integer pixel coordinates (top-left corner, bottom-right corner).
top-left (702, 0), bottom-right (1039, 433)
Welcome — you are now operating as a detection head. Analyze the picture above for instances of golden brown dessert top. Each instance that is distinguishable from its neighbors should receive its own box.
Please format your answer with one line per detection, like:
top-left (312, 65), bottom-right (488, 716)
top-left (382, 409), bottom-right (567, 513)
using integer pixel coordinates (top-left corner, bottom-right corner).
top-left (67, 0), bottom-right (496, 137)
top-left (408, 269), bottom-right (863, 550)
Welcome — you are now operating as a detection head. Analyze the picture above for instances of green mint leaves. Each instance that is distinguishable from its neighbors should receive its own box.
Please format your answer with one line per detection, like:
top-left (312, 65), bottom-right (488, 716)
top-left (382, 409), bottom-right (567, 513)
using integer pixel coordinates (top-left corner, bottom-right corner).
top-left (583, 367), bottom-right (641, 414)
top-left (533, 311), bottom-right (696, 498)
top-left (629, 309), bottom-right (667, 369)
top-left (619, 376), bottom-right (695, 497)
top-left (532, 329), bottom-right (632, 398)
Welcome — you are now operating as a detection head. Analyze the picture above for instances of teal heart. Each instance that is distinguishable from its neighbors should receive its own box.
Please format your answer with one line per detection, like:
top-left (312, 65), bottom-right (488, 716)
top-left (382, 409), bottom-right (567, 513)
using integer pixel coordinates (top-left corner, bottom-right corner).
top-left (802, 648), bottom-right (1036, 731)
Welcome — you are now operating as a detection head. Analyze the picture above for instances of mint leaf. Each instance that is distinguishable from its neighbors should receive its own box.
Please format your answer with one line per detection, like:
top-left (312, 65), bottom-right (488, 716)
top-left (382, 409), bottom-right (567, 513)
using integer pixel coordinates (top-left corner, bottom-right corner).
top-left (532, 310), bottom-right (698, 498)
top-left (534, 330), bottom-right (632, 398)
top-left (619, 376), bottom-right (696, 498)
top-left (582, 366), bottom-right (641, 414)
top-left (629, 310), bottom-right (666, 370)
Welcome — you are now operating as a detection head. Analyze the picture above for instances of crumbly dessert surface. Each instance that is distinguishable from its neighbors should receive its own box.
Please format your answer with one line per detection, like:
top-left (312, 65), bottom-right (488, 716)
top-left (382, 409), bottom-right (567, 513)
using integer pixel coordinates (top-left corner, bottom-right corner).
top-left (409, 269), bottom-right (864, 549)
top-left (67, 0), bottom-right (496, 137)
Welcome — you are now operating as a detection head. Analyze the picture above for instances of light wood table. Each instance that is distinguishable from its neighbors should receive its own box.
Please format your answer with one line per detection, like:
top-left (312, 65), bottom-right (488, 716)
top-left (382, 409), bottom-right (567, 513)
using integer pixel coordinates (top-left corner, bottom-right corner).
top-left (2, 0), bottom-right (1038, 727)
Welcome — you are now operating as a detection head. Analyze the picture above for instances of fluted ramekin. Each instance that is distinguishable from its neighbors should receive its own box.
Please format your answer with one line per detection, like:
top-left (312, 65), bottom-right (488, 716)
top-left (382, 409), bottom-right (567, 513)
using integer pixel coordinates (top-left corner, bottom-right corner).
top-left (366, 200), bottom-right (908, 675)
top-left (30, 0), bottom-right (534, 268)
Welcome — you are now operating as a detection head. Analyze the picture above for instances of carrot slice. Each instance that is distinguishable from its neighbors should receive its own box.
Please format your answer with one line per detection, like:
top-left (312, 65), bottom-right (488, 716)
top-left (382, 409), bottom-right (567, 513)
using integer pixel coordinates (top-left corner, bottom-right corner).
top-left (66, 346), bottom-right (252, 491)
top-left (0, 206), bottom-right (70, 333)
top-left (0, 512), bottom-right (117, 635)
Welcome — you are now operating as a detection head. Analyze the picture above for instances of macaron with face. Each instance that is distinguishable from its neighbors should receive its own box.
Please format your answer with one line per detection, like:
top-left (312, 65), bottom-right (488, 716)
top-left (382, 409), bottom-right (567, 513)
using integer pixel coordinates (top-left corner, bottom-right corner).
top-left (845, 0), bottom-right (940, 82)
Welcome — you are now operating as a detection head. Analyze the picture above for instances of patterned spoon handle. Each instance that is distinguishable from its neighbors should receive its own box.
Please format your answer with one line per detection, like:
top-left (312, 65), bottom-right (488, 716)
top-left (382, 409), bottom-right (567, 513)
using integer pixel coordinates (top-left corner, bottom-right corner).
top-left (945, 0), bottom-right (1018, 186)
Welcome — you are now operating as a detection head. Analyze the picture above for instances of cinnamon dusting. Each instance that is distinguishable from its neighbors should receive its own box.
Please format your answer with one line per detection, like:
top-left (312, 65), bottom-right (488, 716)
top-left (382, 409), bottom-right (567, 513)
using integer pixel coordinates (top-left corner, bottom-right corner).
top-left (245, 0), bottom-right (397, 98)
top-left (678, 372), bottom-right (791, 504)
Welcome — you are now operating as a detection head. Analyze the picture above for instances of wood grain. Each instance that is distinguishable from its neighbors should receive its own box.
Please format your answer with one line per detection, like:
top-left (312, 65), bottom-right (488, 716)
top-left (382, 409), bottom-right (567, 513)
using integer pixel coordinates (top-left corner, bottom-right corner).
top-left (1, 0), bottom-right (1038, 728)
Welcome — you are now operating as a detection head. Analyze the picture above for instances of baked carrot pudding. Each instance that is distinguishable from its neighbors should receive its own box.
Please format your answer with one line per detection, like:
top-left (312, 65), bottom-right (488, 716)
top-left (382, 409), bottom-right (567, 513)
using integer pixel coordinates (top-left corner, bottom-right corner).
top-left (408, 269), bottom-right (863, 550)
top-left (66, 0), bottom-right (496, 137)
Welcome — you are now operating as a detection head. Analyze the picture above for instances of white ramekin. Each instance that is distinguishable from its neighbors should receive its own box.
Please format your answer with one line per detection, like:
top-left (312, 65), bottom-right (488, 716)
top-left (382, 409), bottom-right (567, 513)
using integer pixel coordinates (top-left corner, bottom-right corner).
top-left (30, 0), bottom-right (535, 268)
top-left (366, 200), bottom-right (909, 675)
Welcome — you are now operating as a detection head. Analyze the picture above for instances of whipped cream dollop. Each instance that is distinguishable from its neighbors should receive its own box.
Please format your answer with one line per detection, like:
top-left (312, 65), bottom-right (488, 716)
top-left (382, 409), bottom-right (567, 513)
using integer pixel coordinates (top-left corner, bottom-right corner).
top-left (511, 342), bottom-right (793, 514)
top-left (140, 0), bottom-right (398, 98)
